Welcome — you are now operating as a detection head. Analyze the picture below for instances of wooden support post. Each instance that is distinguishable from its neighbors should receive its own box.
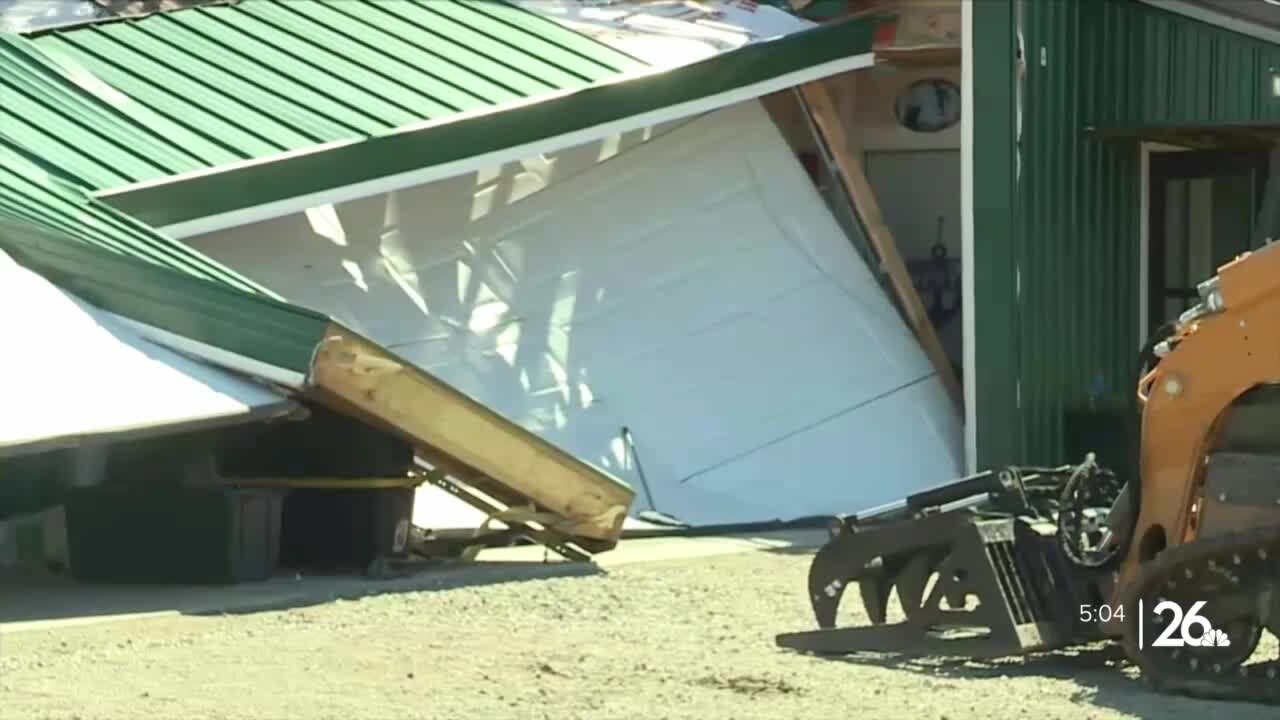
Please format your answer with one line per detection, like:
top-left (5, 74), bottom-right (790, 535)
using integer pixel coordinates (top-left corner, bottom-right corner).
top-left (798, 79), bottom-right (965, 413)
top-left (307, 325), bottom-right (634, 546)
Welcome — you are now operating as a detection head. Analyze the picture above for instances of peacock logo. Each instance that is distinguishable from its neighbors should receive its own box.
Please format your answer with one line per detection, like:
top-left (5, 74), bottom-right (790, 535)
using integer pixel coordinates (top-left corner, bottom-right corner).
top-left (1200, 628), bottom-right (1232, 648)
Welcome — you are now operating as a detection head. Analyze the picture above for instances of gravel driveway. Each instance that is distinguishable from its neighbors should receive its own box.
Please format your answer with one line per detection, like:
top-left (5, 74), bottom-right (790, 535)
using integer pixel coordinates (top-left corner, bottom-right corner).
top-left (1, 548), bottom-right (1275, 720)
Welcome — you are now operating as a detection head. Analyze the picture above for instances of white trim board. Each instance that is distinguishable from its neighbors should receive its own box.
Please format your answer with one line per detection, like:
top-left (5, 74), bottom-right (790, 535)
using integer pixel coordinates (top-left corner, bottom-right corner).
top-left (1137, 141), bottom-right (1192, 347)
top-left (960, 0), bottom-right (976, 474)
top-left (155, 52), bottom-right (877, 240)
top-left (1139, 142), bottom-right (1151, 346)
top-left (108, 313), bottom-right (308, 390)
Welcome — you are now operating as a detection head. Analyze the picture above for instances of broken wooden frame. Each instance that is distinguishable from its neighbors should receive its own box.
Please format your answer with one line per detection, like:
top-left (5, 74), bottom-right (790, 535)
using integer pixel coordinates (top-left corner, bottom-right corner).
top-left (302, 324), bottom-right (635, 561)
top-left (816, 1), bottom-right (961, 67)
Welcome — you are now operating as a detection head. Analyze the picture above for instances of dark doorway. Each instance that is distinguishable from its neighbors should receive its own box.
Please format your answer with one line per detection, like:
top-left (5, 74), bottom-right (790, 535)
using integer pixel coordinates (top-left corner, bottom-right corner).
top-left (1148, 149), bottom-right (1269, 333)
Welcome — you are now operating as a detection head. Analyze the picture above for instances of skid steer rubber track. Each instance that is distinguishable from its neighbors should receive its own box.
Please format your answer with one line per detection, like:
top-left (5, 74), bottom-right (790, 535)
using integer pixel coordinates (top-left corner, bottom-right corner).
top-left (1120, 523), bottom-right (1280, 705)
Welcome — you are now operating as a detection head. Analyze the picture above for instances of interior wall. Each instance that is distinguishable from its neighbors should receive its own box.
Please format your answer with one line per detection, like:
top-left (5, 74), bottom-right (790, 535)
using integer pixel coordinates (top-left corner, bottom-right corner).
top-left (849, 65), bottom-right (962, 152)
top-left (866, 150), bottom-right (962, 368)
top-left (758, 64), bottom-right (962, 153)
top-left (857, 65), bottom-right (962, 370)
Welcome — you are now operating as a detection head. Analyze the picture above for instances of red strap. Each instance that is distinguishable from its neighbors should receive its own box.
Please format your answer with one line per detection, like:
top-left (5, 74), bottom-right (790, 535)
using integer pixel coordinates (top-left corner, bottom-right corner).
top-left (873, 17), bottom-right (899, 48)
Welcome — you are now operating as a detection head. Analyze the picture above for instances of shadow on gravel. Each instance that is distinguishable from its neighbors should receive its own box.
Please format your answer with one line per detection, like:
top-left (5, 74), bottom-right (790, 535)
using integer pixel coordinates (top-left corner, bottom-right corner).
top-left (0, 560), bottom-right (603, 629)
top-left (761, 545), bottom-right (821, 558)
top-left (810, 643), bottom-right (1276, 718)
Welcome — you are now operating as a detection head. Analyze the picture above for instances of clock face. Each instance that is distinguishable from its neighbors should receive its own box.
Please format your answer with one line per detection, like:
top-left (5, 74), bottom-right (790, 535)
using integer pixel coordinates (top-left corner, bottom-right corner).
top-left (894, 78), bottom-right (962, 133)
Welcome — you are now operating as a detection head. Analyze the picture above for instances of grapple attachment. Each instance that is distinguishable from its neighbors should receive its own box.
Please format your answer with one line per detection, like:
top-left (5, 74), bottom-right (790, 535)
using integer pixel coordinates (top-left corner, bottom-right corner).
top-left (776, 465), bottom-right (1110, 659)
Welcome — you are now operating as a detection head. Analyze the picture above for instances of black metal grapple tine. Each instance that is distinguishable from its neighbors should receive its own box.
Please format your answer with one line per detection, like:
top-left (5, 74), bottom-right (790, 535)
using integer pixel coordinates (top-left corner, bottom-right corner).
top-left (807, 514), bottom-right (968, 628)
top-left (858, 560), bottom-right (893, 624)
top-left (892, 551), bottom-right (937, 613)
top-left (780, 509), bottom-right (1087, 659)
top-left (806, 534), bottom-right (862, 628)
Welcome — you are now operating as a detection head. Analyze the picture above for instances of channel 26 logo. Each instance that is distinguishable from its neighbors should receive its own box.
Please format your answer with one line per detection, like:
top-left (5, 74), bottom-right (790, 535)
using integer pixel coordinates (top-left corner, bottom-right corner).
top-left (1142, 600), bottom-right (1230, 648)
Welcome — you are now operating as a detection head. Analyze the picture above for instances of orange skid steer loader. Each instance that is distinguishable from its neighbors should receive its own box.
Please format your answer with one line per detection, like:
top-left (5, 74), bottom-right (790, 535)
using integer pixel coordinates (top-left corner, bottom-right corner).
top-left (777, 190), bottom-right (1280, 706)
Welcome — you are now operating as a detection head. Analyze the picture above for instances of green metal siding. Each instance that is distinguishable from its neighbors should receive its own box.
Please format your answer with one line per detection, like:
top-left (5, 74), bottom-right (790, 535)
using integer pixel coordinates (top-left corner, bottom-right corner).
top-left (0, 141), bottom-right (330, 373)
top-left (1090, 1), bottom-right (1280, 128)
top-left (975, 0), bottom-right (1280, 469)
top-left (0, 0), bottom-right (644, 191)
top-left (1015, 0), bottom-right (1142, 469)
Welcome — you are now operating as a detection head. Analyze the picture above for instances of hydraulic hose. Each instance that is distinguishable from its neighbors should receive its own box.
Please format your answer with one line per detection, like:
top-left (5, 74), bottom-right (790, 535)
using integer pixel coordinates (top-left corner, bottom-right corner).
top-left (1111, 321), bottom-right (1180, 564)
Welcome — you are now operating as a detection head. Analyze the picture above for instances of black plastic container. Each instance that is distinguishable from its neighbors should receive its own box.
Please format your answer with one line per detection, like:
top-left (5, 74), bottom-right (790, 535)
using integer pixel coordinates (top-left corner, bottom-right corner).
top-left (64, 486), bottom-right (282, 584)
top-left (217, 405), bottom-right (414, 479)
top-left (277, 487), bottom-right (415, 571)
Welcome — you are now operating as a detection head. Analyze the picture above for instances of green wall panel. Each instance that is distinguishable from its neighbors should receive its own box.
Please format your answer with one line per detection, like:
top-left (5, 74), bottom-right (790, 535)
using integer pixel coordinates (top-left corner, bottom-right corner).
top-left (1018, 0), bottom-right (1141, 469)
top-left (972, 0), bottom-right (1021, 469)
top-left (1089, 1), bottom-right (1280, 128)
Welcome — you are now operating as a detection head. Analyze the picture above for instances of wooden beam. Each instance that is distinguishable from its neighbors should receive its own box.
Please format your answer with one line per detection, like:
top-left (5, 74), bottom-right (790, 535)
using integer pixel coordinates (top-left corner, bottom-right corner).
top-left (875, 47), bottom-right (961, 68)
top-left (306, 324), bottom-right (634, 545)
top-left (798, 80), bottom-right (965, 412)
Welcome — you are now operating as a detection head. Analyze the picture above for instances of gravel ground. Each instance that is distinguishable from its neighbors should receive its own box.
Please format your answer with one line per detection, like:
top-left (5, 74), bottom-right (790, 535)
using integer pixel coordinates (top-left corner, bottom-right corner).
top-left (1, 548), bottom-right (1276, 720)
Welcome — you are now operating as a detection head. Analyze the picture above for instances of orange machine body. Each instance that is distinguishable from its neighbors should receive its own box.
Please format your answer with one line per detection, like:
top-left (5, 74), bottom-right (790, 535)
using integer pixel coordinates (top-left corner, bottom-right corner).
top-left (1100, 242), bottom-right (1280, 635)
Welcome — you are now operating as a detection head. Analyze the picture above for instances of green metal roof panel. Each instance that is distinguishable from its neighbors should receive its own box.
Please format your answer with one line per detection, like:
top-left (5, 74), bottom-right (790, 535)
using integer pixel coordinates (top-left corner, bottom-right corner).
top-left (0, 147), bottom-right (262, 294)
top-left (4, 0), bottom-right (644, 191)
top-left (0, 33), bottom-right (197, 188)
top-left (0, 140), bottom-right (329, 373)
top-left (103, 14), bottom-right (883, 228)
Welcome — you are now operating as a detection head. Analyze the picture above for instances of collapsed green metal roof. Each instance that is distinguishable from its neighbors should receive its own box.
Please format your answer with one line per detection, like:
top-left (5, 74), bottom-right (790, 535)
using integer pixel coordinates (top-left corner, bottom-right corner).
top-left (0, 0), bottom-right (644, 191)
top-left (0, 0), bottom-right (652, 372)
top-left (1, 1), bottom-right (880, 231)
top-left (104, 14), bottom-right (880, 230)
top-left (0, 139), bottom-right (329, 374)
top-left (0, 1), bottom-right (882, 372)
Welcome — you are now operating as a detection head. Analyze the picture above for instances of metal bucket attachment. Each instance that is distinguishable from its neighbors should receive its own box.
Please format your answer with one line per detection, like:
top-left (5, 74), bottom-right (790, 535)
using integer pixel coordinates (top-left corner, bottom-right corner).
top-left (776, 511), bottom-right (1087, 659)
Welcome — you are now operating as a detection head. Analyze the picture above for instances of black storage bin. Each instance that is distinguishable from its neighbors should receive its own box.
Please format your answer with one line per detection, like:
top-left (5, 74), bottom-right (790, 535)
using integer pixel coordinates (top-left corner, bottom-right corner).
top-left (65, 486), bottom-right (282, 584)
top-left (217, 405), bottom-right (414, 478)
top-left (278, 487), bottom-right (415, 571)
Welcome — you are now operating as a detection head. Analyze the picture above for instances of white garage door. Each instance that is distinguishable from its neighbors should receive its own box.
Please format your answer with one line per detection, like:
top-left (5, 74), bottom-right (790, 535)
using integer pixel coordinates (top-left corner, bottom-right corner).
top-left (184, 99), bottom-right (963, 526)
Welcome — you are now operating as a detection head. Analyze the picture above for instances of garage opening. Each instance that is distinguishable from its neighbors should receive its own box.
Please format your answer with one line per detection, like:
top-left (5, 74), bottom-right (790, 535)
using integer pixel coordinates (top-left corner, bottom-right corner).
top-left (761, 60), bottom-right (965, 408)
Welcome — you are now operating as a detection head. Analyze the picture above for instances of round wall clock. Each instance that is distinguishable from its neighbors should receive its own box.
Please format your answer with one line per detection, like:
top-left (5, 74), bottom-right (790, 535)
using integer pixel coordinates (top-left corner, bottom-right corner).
top-left (893, 78), bottom-right (961, 133)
